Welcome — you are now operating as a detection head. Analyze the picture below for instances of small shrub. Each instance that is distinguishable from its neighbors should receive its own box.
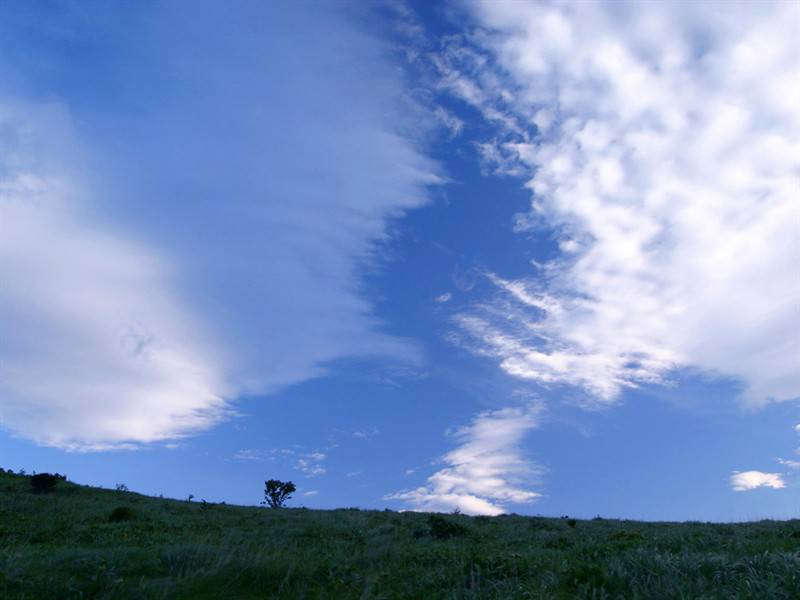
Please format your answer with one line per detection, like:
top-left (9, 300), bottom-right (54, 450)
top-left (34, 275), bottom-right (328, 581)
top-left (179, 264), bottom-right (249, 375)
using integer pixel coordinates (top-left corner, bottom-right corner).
top-left (567, 518), bottom-right (577, 528)
top-left (427, 515), bottom-right (468, 540)
top-left (109, 506), bottom-right (135, 522)
top-left (544, 535), bottom-right (572, 550)
top-left (609, 530), bottom-right (644, 548)
top-left (411, 526), bottom-right (428, 539)
top-left (610, 530), bottom-right (643, 541)
top-left (262, 479), bottom-right (296, 508)
top-left (115, 483), bottom-right (129, 492)
top-left (30, 473), bottom-right (66, 494)
top-left (561, 561), bottom-right (608, 591)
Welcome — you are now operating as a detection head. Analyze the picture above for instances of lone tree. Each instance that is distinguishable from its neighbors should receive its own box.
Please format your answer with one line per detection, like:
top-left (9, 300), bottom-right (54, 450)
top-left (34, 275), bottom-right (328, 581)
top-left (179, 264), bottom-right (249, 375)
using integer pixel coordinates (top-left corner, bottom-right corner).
top-left (262, 479), bottom-right (296, 508)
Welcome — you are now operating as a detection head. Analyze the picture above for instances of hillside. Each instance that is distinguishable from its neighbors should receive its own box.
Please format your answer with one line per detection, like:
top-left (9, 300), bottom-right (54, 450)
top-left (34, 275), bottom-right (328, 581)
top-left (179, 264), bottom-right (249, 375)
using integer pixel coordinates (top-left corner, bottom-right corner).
top-left (1, 469), bottom-right (798, 599)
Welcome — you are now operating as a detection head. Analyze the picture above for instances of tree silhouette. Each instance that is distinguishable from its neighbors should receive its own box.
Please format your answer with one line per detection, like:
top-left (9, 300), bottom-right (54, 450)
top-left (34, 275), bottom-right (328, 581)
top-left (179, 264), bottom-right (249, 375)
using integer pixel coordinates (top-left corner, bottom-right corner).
top-left (262, 479), bottom-right (296, 508)
top-left (30, 472), bottom-right (66, 494)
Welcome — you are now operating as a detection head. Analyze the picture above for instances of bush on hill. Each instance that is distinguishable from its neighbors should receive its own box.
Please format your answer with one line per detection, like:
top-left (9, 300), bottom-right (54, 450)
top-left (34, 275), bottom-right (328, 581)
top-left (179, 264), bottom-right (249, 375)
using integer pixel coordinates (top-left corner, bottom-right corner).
top-left (30, 473), bottom-right (66, 494)
top-left (427, 514), bottom-right (468, 539)
top-left (109, 506), bottom-right (135, 522)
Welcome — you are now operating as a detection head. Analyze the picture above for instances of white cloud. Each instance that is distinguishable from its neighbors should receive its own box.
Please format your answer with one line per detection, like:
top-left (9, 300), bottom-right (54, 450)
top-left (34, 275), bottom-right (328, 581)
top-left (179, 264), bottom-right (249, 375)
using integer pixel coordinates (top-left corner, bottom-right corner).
top-left (302, 490), bottom-right (319, 497)
top-left (730, 470), bottom-right (786, 491)
top-left (270, 448), bottom-right (297, 458)
top-left (232, 449), bottom-right (264, 462)
top-left (777, 458), bottom-right (800, 469)
top-left (352, 427), bottom-right (379, 439)
top-left (295, 452), bottom-right (327, 478)
top-left (434, 107), bottom-right (464, 138)
top-left (0, 101), bottom-right (228, 451)
top-left (0, 4), bottom-right (440, 449)
top-left (386, 403), bottom-right (543, 515)
top-left (446, 1), bottom-right (800, 405)
top-left (434, 292), bottom-right (453, 304)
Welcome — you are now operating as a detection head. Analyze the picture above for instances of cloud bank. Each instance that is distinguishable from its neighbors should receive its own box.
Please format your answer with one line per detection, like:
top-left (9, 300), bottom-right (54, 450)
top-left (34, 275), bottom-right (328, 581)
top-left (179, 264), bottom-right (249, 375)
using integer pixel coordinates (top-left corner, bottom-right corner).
top-left (387, 403), bottom-right (543, 515)
top-left (444, 0), bottom-right (800, 404)
top-left (0, 2), bottom-right (439, 449)
top-left (0, 101), bottom-right (228, 450)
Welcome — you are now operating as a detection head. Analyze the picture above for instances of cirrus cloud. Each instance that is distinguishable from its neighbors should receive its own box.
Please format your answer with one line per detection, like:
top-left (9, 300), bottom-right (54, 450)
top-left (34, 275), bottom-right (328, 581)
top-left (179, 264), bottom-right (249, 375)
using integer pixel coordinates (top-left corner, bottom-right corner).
top-left (0, 2), bottom-right (440, 450)
top-left (445, 0), bottom-right (800, 405)
top-left (386, 402), bottom-right (543, 515)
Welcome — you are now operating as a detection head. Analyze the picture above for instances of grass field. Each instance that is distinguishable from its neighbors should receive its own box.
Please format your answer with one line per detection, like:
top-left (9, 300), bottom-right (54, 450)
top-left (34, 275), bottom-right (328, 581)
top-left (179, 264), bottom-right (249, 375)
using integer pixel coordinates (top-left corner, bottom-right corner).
top-left (1, 469), bottom-right (798, 599)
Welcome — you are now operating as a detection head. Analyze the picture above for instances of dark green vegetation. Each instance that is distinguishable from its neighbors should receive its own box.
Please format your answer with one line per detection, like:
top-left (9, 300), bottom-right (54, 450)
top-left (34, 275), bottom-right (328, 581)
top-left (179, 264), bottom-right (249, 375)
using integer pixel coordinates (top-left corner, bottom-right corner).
top-left (1, 469), bottom-right (798, 599)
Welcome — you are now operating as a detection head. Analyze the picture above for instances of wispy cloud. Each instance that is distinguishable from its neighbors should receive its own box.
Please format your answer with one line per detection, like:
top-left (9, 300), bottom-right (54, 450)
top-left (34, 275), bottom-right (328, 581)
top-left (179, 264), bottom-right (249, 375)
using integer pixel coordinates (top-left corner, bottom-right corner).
top-left (434, 292), bottom-right (453, 304)
top-left (232, 449), bottom-right (265, 462)
top-left (433, 107), bottom-right (464, 138)
top-left (443, 1), bottom-right (800, 405)
top-left (295, 452), bottom-right (327, 478)
top-left (0, 3), bottom-right (440, 449)
top-left (730, 471), bottom-right (786, 492)
top-left (776, 458), bottom-right (800, 470)
top-left (352, 427), bottom-right (379, 439)
top-left (387, 402), bottom-right (543, 515)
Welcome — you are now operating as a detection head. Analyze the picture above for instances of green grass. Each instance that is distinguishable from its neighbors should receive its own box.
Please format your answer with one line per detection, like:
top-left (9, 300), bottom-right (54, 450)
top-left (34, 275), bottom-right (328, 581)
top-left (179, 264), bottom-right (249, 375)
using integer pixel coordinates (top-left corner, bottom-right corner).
top-left (1, 469), bottom-right (798, 599)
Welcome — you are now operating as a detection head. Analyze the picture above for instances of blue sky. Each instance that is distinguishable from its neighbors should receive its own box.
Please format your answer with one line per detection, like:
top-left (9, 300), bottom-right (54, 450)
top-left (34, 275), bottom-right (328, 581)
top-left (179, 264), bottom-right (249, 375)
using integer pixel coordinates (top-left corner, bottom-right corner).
top-left (1, 1), bottom-right (798, 520)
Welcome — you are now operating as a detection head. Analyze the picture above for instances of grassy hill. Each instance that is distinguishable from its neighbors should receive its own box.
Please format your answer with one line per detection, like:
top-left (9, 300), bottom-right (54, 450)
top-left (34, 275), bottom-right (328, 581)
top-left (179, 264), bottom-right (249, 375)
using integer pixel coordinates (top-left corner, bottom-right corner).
top-left (1, 469), bottom-right (798, 599)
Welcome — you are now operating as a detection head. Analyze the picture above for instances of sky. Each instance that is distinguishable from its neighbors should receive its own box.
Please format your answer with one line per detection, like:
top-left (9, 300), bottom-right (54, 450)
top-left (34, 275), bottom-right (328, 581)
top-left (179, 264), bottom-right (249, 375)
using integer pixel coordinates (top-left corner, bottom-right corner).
top-left (0, 0), bottom-right (798, 521)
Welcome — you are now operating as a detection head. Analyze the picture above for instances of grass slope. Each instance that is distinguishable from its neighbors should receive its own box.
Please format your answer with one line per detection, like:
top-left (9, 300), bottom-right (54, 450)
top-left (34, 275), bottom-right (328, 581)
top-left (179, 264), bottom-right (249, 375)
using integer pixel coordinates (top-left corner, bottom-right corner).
top-left (1, 469), bottom-right (798, 599)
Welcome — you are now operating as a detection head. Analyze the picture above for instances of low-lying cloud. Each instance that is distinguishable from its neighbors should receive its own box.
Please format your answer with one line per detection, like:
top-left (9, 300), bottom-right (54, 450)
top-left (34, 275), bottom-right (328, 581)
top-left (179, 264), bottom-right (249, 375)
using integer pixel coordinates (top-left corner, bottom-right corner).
top-left (387, 402), bottom-right (543, 515)
top-left (730, 471), bottom-right (786, 492)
